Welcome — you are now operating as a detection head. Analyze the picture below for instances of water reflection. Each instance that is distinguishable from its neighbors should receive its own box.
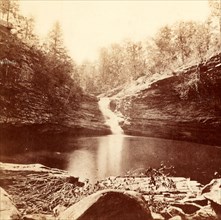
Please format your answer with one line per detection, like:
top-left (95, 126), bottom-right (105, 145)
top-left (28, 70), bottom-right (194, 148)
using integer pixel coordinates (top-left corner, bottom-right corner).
top-left (67, 134), bottom-right (124, 182)
top-left (68, 97), bottom-right (125, 182)
top-left (97, 134), bottom-right (124, 179)
top-left (66, 135), bottom-right (221, 184)
top-left (67, 149), bottom-right (96, 181)
top-left (2, 132), bottom-right (221, 184)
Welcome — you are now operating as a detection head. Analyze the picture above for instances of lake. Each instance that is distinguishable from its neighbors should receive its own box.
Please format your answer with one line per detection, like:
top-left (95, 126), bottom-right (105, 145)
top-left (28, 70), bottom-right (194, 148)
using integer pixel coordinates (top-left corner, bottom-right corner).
top-left (1, 133), bottom-right (221, 184)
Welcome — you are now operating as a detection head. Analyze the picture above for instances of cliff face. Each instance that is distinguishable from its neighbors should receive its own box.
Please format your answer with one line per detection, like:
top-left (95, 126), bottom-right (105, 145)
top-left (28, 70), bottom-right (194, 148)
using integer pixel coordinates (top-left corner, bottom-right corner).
top-left (112, 54), bottom-right (221, 145)
top-left (0, 30), bottom-right (110, 138)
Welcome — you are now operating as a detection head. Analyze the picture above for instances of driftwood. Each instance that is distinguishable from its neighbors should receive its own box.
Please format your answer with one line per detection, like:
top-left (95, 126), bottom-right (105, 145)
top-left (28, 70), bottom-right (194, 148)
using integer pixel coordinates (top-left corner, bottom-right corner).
top-left (0, 163), bottom-right (92, 215)
top-left (0, 163), bottom-right (205, 217)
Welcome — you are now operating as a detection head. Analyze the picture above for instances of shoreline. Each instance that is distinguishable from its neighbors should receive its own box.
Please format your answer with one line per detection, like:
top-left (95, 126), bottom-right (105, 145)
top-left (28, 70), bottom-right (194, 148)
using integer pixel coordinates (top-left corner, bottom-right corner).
top-left (0, 162), bottom-right (220, 219)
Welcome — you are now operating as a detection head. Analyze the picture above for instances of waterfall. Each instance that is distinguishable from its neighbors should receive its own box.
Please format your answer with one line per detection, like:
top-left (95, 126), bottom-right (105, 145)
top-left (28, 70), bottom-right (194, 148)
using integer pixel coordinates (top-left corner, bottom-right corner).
top-left (68, 97), bottom-right (124, 182)
top-left (98, 97), bottom-right (123, 134)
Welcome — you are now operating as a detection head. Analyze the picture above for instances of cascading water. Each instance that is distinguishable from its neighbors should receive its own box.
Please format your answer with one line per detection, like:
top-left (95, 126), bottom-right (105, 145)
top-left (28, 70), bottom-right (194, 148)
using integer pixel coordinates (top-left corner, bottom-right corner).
top-left (68, 97), bottom-right (124, 182)
top-left (97, 97), bottom-right (124, 179)
top-left (98, 97), bottom-right (123, 134)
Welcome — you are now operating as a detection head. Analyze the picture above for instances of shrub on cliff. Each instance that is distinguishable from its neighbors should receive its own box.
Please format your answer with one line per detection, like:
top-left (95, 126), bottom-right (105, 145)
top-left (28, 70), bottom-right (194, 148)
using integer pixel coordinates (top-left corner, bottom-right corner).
top-left (175, 68), bottom-right (201, 100)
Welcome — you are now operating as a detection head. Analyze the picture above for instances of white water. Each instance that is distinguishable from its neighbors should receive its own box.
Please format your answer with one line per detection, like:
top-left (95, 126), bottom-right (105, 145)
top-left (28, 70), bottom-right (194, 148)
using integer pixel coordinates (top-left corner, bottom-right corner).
top-left (98, 97), bottom-right (123, 134)
top-left (68, 98), bottom-right (124, 182)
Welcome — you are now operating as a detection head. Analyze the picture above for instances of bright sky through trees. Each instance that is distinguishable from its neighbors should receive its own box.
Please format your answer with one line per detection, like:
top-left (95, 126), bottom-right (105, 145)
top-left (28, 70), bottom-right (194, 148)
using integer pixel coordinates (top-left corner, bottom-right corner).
top-left (20, 0), bottom-right (210, 63)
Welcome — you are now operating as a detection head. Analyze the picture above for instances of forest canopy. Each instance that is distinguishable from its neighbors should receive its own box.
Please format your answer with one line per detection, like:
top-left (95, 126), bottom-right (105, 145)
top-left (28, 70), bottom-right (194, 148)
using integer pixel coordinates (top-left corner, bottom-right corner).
top-left (1, 0), bottom-right (220, 95)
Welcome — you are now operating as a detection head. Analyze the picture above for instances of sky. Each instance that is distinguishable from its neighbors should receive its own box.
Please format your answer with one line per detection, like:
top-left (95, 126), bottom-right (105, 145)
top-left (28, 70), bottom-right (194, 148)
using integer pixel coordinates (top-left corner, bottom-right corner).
top-left (20, 0), bottom-right (210, 63)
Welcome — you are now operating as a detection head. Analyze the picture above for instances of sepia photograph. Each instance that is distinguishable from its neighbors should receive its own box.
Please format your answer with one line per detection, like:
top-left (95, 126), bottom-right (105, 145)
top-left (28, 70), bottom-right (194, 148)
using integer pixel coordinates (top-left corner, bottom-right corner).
top-left (0, 0), bottom-right (221, 219)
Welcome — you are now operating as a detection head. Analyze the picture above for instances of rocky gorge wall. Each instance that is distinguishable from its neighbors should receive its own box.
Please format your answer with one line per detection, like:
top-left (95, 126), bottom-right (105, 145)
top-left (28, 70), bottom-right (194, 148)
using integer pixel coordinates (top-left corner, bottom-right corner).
top-left (0, 30), bottom-right (110, 141)
top-left (112, 54), bottom-right (221, 145)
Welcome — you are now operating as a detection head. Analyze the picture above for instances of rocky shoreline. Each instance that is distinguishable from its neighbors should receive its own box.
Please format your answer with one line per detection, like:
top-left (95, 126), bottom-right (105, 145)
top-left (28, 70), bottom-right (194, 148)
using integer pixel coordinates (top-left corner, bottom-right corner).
top-left (0, 162), bottom-right (220, 220)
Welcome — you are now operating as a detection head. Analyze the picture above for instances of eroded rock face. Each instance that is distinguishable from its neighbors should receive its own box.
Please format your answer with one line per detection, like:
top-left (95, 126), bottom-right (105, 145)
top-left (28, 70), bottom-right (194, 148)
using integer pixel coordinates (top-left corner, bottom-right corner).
top-left (0, 87), bottom-right (110, 137)
top-left (113, 54), bottom-right (221, 146)
top-left (0, 187), bottom-right (20, 220)
top-left (59, 190), bottom-right (153, 220)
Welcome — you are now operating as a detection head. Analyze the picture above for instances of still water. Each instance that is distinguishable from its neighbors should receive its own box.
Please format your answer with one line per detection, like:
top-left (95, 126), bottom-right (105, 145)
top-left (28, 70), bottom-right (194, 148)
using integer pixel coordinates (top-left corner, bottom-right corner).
top-left (1, 133), bottom-right (221, 184)
top-left (1, 98), bottom-right (221, 184)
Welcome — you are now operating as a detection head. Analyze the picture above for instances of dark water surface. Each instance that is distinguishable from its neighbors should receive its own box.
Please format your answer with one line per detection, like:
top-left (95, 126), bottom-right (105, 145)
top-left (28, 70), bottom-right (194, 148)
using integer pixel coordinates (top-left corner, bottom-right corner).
top-left (1, 134), bottom-right (221, 184)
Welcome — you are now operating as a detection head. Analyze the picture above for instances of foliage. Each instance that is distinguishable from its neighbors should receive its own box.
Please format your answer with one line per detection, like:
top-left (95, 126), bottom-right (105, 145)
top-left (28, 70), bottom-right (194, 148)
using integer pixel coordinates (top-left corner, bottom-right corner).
top-left (209, 0), bottom-right (220, 18)
top-left (39, 21), bottom-right (81, 108)
top-left (15, 15), bottom-right (37, 43)
top-left (78, 15), bottom-right (220, 94)
top-left (208, 0), bottom-right (221, 50)
top-left (46, 21), bottom-right (67, 58)
top-left (79, 40), bottom-right (147, 94)
top-left (0, 3), bottom-right (82, 114)
top-left (0, 0), bottom-right (19, 25)
top-left (175, 68), bottom-right (201, 100)
top-left (1, 0), bottom-right (220, 99)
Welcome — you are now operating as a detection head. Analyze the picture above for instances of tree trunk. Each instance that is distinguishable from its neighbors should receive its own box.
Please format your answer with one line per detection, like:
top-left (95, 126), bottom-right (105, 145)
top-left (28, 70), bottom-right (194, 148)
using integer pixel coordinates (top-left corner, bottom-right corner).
top-left (6, 0), bottom-right (11, 26)
top-left (6, 11), bottom-right (9, 26)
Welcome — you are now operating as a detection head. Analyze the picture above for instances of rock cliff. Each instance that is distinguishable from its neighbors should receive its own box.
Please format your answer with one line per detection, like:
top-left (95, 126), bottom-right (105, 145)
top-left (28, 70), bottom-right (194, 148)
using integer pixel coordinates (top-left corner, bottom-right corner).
top-left (0, 30), bottom-right (110, 139)
top-left (112, 54), bottom-right (221, 145)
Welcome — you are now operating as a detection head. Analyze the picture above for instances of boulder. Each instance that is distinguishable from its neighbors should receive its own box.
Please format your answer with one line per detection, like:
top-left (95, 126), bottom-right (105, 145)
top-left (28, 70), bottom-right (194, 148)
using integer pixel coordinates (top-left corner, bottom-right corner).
top-left (202, 179), bottom-right (221, 195)
top-left (202, 179), bottom-right (221, 219)
top-left (186, 205), bottom-right (218, 220)
top-left (59, 190), bottom-right (153, 220)
top-left (0, 187), bottom-right (20, 220)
